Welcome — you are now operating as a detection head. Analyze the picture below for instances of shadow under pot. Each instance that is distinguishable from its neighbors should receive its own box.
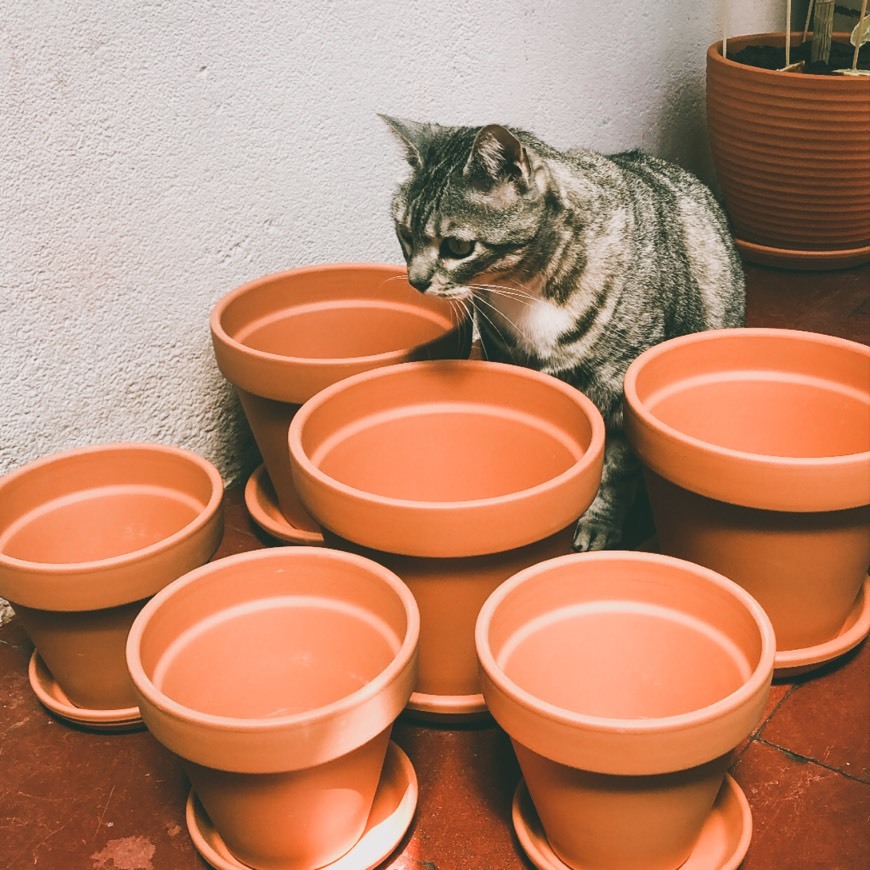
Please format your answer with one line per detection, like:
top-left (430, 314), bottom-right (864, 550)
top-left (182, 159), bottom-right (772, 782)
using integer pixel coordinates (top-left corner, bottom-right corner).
top-left (288, 359), bottom-right (605, 721)
top-left (210, 262), bottom-right (472, 545)
top-left (125, 546), bottom-right (420, 870)
top-left (624, 327), bottom-right (870, 677)
top-left (0, 443), bottom-right (224, 730)
top-left (476, 550), bottom-right (776, 870)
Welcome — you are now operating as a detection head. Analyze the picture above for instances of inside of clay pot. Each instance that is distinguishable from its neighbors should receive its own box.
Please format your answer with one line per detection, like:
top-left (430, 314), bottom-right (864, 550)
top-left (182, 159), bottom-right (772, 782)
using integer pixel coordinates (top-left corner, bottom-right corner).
top-left (218, 266), bottom-right (464, 362)
top-left (153, 599), bottom-right (399, 718)
top-left (499, 604), bottom-right (749, 719)
top-left (236, 302), bottom-right (455, 360)
top-left (0, 451), bottom-right (216, 565)
top-left (137, 552), bottom-right (411, 721)
top-left (488, 558), bottom-right (766, 721)
top-left (1, 488), bottom-right (202, 564)
top-left (300, 364), bottom-right (595, 503)
top-left (634, 333), bottom-right (870, 459)
top-left (646, 376), bottom-right (868, 458)
top-left (315, 407), bottom-right (580, 501)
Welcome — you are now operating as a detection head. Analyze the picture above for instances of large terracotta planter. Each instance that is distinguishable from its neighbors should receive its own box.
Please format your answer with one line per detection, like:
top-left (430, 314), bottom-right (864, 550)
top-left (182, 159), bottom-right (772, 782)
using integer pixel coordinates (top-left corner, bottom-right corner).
top-left (288, 359), bottom-right (605, 718)
top-left (210, 262), bottom-right (472, 544)
top-left (0, 443), bottom-right (223, 728)
top-left (706, 33), bottom-right (870, 269)
top-left (476, 551), bottom-right (775, 870)
top-left (624, 328), bottom-right (870, 676)
top-left (126, 546), bottom-right (419, 870)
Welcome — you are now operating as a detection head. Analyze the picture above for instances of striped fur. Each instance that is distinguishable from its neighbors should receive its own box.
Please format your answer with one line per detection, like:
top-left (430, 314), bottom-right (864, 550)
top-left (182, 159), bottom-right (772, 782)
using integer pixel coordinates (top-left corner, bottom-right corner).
top-left (382, 116), bottom-right (745, 550)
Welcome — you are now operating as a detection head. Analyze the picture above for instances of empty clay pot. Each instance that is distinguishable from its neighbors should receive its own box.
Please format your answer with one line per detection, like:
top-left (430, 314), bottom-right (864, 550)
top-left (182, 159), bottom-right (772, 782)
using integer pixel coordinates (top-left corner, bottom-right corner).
top-left (0, 443), bottom-right (223, 720)
top-left (476, 550), bottom-right (775, 870)
top-left (210, 262), bottom-right (472, 543)
top-left (624, 328), bottom-right (870, 676)
top-left (288, 359), bottom-right (605, 718)
top-left (126, 546), bottom-right (419, 870)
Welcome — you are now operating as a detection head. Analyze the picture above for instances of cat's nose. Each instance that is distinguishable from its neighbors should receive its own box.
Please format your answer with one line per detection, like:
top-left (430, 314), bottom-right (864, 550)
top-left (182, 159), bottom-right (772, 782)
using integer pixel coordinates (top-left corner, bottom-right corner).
top-left (408, 274), bottom-right (432, 293)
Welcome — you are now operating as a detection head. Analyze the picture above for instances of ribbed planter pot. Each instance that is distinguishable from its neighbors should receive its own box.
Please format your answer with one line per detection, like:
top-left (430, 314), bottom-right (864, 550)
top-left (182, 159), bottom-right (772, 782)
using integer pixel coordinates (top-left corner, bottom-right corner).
top-left (126, 547), bottom-right (419, 870)
top-left (0, 443), bottom-right (223, 729)
top-left (288, 359), bottom-right (605, 720)
top-left (624, 328), bottom-right (870, 677)
top-left (210, 263), bottom-right (472, 544)
top-left (476, 551), bottom-right (775, 870)
top-left (706, 33), bottom-right (870, 269)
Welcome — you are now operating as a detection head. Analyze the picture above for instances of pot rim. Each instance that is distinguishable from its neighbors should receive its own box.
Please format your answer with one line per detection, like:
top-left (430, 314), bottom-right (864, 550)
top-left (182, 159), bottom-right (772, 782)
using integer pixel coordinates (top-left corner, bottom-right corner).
top-left (210, 261), bottom-right (468, 369)
top-left (475, 550), bottom-right (776, 737)
top-left (708, 32), bottom-right (867, 81)
top-left (288, 358), bottom-right (606, 514)
top-left (126, 546), bottom-right (420, 734)
top-left (0, 442), bottom-right (224, 576)
top-left (624, 327), bottom-right (870, 472)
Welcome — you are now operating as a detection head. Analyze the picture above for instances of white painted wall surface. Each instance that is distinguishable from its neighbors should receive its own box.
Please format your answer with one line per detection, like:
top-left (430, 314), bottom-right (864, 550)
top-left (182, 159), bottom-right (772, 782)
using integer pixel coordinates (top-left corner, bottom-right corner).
top-left (1, 0), bottom-right (784, 491)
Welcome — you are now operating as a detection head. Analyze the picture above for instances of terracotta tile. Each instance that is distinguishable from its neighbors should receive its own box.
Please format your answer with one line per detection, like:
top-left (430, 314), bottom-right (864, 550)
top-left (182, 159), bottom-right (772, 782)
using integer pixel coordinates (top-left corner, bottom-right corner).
top-left (386, 720), bottom-right (528, 869)
top-left (734, 682), bottom-right (794, 760)
top-left (0, 647), bottom-right (200, 868)
top-left (744, 262), bottom-right (870, 345)
top-left (759, 640), bottom-right (870, 781)
top-left (733, 740), bottom-right (870, 869)
top-left (210, 520), bottom-right (266, 561)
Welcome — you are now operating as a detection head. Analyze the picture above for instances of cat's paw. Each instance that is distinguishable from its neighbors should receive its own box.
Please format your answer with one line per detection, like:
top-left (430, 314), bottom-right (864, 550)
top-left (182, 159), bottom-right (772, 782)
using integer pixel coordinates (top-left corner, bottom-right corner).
top-left (572, 520), bottom-right (622, 552)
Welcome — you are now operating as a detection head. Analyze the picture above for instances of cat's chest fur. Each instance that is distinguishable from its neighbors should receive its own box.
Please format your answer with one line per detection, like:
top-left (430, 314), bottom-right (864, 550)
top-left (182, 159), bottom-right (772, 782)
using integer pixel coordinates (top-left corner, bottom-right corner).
top-left (478, 289), bottom-right (574, 367)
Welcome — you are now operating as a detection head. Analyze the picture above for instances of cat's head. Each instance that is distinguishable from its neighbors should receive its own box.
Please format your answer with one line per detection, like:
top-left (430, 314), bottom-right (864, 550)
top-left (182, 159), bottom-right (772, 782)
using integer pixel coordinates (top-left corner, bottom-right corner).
top-left (381, 116), bottom-right (549, 300)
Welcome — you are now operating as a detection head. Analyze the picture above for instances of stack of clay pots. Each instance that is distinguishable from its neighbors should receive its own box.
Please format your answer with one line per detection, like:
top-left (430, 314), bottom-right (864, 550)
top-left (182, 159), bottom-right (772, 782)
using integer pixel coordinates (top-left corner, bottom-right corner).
top-left (1, 262), bottom-right (867, 870)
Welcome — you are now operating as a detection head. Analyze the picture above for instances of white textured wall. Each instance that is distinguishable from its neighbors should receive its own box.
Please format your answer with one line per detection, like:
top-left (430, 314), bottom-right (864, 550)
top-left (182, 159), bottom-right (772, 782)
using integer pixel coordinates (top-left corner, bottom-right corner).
top-left (0, 1), bottom-right (784, 488)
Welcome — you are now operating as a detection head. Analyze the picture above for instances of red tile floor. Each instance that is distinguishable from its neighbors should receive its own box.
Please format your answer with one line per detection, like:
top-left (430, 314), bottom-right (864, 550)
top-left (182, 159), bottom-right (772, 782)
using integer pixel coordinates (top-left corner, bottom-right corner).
top-left (1, 262), bottom-right (868, 869)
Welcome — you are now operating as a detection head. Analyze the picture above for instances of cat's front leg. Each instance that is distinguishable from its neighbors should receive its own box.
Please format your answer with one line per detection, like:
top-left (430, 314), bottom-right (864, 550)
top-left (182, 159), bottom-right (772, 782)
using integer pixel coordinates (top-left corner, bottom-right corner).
top-left (573, 429), bottom-right (640, 551)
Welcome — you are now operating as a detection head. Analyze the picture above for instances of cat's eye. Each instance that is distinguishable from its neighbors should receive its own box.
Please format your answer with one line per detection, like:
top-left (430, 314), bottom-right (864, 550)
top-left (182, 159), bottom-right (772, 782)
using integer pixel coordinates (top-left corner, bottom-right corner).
top-left (440, 237), bottom-right (475, 259)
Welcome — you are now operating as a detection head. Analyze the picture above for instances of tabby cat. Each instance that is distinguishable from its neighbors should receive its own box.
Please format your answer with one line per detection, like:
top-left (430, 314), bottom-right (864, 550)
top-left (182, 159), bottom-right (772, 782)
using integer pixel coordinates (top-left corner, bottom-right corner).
top-left (382, 116), bottom-right (745, 551)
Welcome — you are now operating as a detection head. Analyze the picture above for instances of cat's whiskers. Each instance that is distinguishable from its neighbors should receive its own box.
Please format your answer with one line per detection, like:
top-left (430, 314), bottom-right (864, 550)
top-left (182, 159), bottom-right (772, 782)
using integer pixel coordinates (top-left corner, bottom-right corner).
top-left (448, 297), bottom-right (473, 331)
top-left (469, 282), bottom-right (537, 308)
top-left (472, 293), bottom-right (526, 350)
top-left (374, 274), bottom-right (414, 294)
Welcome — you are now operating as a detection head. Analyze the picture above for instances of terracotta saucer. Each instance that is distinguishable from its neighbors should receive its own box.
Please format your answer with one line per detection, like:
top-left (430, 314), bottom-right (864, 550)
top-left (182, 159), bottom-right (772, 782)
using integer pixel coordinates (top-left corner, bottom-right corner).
top-left (28, 651), bottom-right (144, 732)
top-left (774, 576), bottom-right (870, 678)
top-left (512, 773), bottom-right (751, 870)
top-left (243, 464), bottom-right (324, 545)
top-left (734, 237), bottom-right (870, 271)
top-left (186, 740), bottom-right (417, 870)
top-left (404, 690), bottom-right (491, 724)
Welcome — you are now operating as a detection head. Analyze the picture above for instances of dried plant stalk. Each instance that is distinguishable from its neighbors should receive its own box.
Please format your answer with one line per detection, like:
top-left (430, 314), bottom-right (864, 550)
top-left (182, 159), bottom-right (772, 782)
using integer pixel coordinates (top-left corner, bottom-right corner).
top-left (813, 0), bottom-right (835, 64)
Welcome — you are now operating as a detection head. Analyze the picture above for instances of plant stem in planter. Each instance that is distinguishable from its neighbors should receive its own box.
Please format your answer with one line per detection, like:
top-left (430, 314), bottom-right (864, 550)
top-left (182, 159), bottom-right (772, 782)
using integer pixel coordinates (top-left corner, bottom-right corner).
top-left (854, 0), bottom-right (869, 69)
top-left (803, 0), bottom-right (816, 42)
top-left (814, 0), bottom-right (835, 63)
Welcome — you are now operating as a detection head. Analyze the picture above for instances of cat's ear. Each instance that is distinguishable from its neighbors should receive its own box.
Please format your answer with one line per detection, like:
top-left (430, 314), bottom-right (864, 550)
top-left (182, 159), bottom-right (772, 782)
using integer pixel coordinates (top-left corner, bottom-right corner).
top-left (464, 125), bottom-right (530, 186)
top-left (379, 114), bottom-right (434, 168)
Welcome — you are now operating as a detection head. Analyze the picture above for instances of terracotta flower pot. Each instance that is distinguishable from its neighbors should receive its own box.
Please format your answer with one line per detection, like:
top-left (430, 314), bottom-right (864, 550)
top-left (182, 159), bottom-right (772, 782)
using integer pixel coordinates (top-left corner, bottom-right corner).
top-left (210, 262), bottom-right (472, 544)
top-left (624, 328), bottom-right (870, 676)
top-left (288, 359), bottom-right (605, 719)
top-left (706, 33), bottom-right (870, 269)
top-left (126, 546), bottom-right (419, 870)
top-left (0, 443), bottom-right (223, 727)
top-left (476, 551), bottom-right (775, 870)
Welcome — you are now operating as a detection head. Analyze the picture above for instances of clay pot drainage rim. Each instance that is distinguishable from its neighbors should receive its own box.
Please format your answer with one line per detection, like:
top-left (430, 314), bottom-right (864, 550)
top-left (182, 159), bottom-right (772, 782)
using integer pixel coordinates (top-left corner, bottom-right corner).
top-left (475, 551), bottom-right (776, 738)
top-left (0, 442), bottom-right (224, 575)
top-left (126, 547), bottom-right (420, 733)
